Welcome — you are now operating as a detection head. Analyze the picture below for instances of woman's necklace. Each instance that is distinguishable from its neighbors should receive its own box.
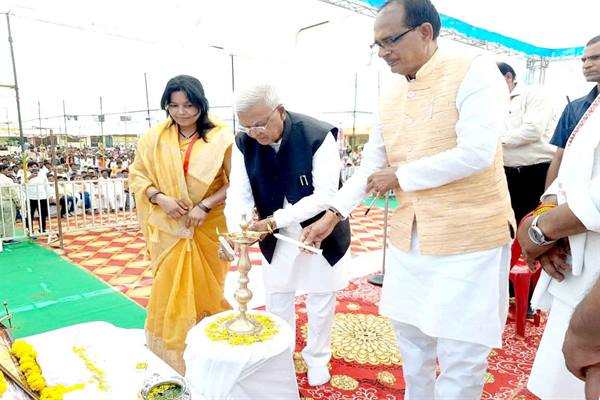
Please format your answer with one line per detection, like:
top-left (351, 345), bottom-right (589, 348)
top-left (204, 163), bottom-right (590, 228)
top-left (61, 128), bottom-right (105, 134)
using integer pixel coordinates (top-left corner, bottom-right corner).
top-left (179, 129), bottom-right (198, 140)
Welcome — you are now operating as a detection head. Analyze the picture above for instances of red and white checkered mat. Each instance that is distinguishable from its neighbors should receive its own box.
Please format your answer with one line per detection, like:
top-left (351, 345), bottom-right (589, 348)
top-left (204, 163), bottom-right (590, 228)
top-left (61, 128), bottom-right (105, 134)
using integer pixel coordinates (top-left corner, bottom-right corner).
top-left (60, 205), bottom-right (386, 307)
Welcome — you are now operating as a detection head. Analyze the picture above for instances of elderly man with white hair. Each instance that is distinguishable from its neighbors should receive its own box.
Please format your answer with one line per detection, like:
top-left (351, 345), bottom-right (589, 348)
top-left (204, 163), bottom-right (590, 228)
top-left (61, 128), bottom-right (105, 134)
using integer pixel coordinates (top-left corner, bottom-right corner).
top-left (223, 83), bottom-right (350, 386)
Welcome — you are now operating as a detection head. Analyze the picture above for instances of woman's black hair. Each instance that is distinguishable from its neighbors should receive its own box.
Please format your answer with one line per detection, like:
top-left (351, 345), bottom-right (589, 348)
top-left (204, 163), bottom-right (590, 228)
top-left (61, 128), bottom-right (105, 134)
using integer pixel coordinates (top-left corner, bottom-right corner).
top-left (160, 75), bottom-right (215, 141)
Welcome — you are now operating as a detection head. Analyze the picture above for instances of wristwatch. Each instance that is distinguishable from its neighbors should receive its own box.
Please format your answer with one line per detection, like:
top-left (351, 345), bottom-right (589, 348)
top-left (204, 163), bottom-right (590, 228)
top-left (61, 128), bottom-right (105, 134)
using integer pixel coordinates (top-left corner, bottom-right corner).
top-left (528, 215), bottom-right (557, 246)
top-left (327, 206), bottom-right (346, 221)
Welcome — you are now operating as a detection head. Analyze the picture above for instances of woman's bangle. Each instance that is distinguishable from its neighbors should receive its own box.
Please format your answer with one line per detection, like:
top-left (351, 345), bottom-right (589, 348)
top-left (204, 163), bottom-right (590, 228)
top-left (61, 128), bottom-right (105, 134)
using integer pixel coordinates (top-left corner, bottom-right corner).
top-left (197, 202), bottom-right (211, 213)
top-left (149, 191), bottom-right (163, 204)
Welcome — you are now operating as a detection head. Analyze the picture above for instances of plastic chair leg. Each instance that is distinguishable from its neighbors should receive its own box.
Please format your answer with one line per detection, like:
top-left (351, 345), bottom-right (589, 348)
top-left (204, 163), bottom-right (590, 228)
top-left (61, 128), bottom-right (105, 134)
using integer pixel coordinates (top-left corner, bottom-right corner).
top-left (513, 272), bottom-right (532, 337)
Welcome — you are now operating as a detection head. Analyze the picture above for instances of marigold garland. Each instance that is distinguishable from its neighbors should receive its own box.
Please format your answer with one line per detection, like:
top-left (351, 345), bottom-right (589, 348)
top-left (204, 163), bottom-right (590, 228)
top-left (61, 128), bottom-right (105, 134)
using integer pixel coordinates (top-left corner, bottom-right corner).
top-left (205, 313), bottom-right (279, 345)
top-left (0, 370), bottom-right (8, 397)
top-left (10, 340), bottom-right (84, 400)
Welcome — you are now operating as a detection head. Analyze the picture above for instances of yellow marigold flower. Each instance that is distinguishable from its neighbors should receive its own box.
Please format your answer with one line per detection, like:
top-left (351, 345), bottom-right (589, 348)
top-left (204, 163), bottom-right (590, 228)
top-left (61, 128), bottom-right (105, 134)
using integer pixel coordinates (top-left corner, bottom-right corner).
top-left (205, 313), bottom-right (280, 346)
top-left (0, 370), bottom-right (8, 396)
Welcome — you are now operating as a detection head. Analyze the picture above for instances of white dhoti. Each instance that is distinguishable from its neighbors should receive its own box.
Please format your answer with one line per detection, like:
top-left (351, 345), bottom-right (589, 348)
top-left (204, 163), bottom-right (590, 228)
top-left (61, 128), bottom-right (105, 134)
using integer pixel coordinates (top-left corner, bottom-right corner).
top-left (380, 229), bottom-right (510, 399)
top-left (264, 222), bottom-right (348, 373)
top-left (527, 298), bottom-right (584, 399)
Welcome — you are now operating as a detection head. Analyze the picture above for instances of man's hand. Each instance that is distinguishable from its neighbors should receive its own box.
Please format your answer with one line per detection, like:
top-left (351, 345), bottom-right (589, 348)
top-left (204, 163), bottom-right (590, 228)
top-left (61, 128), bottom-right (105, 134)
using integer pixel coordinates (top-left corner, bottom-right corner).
top-left (563, 325), bottom-right (600, 382)
top-left (584, 366), bottom-right (600, 400)
top-left (155, 194), bottom-right (189, 219)
top-left (249, 218), bottom-right (274, 240)
top-left (185, 205), bottom-right (208, 228)
top-left (249, 218), bottom-right (273, 234)
top-left (517, 215), bottom-right (554, 268)
top-left (517, 215), bottom-right (571, 280)
top-left (366, 167), bottom-right (400, 196)
top-left (536, 243), bottom-right (571, 282)
top-left (563, 323), bottom-right (600, 400)
top-left (299, 211), bottom-right (339, 252)
top-left (218, 238), bottom-right (239, 261)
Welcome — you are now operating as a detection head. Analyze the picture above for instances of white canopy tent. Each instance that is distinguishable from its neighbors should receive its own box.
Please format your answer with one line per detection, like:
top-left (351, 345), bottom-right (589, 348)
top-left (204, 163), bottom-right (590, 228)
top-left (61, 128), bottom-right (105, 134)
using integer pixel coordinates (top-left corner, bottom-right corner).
top-left (0, 0), bottom-right (597, 137)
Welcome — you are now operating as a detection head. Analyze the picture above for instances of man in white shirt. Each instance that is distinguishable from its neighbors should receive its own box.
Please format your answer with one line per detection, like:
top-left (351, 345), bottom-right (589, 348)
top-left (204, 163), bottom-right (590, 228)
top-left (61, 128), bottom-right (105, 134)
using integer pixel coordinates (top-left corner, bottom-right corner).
top-left (518, 91), bottom-right (600, 399)
top-left (25, 162), bottom-right (49, 233)
top-left (497, 62), bottom-right (558, 223)
top-left (301, 1), bottom-right (514, 398)
top-left (224, 83), bottom-right (349, 387)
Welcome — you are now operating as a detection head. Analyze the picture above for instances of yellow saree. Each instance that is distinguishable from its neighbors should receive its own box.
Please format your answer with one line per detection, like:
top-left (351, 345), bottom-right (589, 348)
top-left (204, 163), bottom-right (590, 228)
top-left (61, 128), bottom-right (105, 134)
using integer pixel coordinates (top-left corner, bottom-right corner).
top-left (129, 117), bottom-right (233, 373)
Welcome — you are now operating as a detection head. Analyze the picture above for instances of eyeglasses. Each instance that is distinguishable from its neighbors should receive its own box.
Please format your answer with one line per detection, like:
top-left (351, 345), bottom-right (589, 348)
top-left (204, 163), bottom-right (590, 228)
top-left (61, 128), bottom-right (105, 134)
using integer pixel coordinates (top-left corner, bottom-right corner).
top-left (370, 26), bottom-right (416, 52)
top-left (237, 106), bottom-right (280, 135)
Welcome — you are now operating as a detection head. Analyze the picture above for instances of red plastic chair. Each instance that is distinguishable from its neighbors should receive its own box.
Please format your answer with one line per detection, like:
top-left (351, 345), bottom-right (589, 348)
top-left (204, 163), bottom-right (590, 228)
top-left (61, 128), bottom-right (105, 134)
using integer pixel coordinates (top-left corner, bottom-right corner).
top-left (509, 240), bottom-right (542, 337)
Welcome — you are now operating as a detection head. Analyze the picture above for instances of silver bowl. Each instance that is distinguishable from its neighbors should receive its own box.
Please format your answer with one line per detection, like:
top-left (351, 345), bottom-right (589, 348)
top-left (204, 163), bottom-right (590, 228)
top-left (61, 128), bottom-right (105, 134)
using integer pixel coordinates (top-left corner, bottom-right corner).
top-left (139, 374), bottom-right (191, 400)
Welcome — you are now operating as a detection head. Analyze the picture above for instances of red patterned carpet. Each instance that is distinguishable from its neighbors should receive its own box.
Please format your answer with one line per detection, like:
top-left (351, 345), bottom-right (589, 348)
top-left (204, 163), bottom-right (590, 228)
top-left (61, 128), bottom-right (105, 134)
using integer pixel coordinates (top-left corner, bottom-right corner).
top-left (294, 275), bottom-right (543, 400)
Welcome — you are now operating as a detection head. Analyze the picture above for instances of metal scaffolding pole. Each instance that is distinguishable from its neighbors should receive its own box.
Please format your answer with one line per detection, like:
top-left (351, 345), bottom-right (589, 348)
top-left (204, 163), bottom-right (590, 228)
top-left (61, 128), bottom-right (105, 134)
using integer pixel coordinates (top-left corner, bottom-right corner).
top-left (37, 100), bottom-right (43, 142)
top-left (144, 72), bottom-right (151, 128)
top-left (62, 100), bottom-right (68, 135)
top-left (351, 73), bottom-right (358, 152)
top-left (4, 12), bottom-right (27, 178)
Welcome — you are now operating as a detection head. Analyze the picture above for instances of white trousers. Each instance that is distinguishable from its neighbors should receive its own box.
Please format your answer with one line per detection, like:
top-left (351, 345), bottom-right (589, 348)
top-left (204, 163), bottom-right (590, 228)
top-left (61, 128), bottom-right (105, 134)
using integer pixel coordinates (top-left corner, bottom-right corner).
top-left (266, 291), bottom-right (336, 368)
top-left (392, 320), bottom-right (491, 400)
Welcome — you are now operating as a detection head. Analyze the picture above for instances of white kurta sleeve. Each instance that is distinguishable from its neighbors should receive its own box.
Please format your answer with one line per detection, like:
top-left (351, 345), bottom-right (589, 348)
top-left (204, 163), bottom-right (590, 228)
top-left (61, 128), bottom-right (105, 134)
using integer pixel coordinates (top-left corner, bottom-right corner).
top-left (329, 120), bottom-right (389, 217)
top-left (272, 133), bottom-right (341, 229)
top-left (567, 176), bottom-right (600, 233)
top-left (541, 179), bottom-right (559, 202)
top-left (395, 55), bottom-right (509, 192)
top-left (224, 144), bottom-right (255, 232)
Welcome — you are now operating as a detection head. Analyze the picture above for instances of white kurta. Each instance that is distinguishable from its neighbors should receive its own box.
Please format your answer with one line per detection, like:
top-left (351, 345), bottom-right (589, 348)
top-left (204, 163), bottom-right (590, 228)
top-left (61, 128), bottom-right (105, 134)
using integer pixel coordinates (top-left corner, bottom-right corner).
top-left (502, 84), bottom-right (557, 167)
top-left (225, 132), bottom-right (348, 294)
top-left (330, 54), bottom-right (511, 347)
top-left (528, 96), bottom-right (600, 399)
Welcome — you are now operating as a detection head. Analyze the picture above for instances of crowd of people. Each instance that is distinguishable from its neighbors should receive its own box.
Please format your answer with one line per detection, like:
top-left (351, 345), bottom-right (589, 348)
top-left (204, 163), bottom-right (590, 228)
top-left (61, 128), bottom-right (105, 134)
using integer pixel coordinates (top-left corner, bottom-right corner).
top-left (0, 147), bottom-right (135, 239)
top-left (2, 0), bottom-right (600, 398)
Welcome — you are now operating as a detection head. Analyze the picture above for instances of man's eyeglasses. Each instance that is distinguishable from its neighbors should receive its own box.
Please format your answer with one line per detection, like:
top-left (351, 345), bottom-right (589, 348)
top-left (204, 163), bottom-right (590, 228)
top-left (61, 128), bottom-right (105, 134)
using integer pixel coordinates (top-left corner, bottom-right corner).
top-left (370, 26), bottom-right (416, 52)
top-left (237, 106), bottom-right (280, 135)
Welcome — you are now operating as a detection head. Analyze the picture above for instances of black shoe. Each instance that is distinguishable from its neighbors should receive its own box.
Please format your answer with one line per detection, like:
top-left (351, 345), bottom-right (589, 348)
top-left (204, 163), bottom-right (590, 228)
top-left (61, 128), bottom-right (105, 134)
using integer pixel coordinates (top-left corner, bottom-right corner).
top-left (527, 306), bottom-right (535, 319)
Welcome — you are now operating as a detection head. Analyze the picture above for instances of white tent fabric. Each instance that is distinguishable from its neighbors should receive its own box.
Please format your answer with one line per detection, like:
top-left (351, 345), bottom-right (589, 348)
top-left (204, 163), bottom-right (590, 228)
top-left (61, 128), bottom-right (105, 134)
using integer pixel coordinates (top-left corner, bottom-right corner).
top-left (0, 0), bottom-right (597, 136)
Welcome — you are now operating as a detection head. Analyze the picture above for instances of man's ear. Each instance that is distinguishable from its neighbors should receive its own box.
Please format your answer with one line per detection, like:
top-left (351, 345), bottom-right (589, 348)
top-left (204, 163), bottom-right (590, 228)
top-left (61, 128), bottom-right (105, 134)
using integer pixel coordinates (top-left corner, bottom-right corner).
top-left (417, 23), bottom-right (434, 41)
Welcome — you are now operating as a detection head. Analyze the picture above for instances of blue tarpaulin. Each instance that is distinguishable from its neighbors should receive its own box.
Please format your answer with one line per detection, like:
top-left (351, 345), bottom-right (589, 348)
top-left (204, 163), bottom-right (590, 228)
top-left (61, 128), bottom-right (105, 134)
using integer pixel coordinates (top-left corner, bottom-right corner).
top-left (358, 0), bottom-right (584, 58)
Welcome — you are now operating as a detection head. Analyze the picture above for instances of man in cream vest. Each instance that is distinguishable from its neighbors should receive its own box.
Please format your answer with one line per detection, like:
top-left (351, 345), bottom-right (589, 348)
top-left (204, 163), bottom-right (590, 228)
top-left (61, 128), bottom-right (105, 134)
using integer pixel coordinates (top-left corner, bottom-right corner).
top-left (301, 0), bottom-right (514, 398)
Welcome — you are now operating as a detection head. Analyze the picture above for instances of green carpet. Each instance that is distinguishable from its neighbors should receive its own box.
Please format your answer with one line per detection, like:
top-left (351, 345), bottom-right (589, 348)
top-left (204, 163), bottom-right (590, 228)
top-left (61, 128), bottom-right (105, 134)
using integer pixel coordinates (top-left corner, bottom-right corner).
top-left (362, 195), bottom-right (398, 209)
top-left (0, 242), bottom-right (146, 338)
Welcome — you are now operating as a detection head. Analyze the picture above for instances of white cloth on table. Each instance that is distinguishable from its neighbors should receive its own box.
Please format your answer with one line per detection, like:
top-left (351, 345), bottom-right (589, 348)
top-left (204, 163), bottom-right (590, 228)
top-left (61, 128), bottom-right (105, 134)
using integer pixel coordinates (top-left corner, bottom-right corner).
top-left (380, 225), bottom-right (510, 348)
top-left (392, 320), bottom-right (491, 400)
top-left (24, 321), bottom-right (202, 400)
top-left (184, 310), bottom-right (299, 400)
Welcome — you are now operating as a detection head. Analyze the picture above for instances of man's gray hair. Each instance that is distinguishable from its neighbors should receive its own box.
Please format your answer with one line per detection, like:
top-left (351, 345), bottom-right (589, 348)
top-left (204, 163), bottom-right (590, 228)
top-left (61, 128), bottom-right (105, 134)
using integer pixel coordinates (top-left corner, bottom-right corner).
top-left (234, 83), bottom-right (282, 113)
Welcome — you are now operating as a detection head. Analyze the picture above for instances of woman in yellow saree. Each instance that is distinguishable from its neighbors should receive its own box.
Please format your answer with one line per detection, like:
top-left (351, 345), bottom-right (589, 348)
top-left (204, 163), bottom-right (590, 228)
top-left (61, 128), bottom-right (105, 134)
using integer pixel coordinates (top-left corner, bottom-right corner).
top-left (129, 75), bottom-right (233, 373)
